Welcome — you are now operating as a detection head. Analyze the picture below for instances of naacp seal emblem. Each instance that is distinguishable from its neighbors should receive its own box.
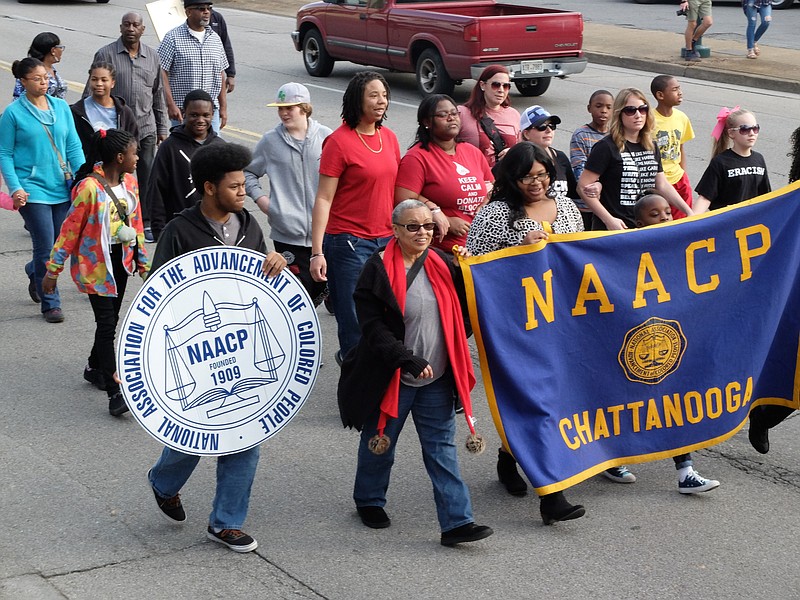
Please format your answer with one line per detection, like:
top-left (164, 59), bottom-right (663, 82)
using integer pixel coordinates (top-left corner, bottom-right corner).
top-left (117, 247), bottom-right (321, 455)
top-left (618, 317), bottom-right (686, 384)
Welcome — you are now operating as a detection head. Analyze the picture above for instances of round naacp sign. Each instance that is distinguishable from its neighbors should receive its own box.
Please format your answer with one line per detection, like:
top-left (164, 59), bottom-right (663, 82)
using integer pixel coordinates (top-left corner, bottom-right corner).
top-left (117, 247), bottom-right (321, 455)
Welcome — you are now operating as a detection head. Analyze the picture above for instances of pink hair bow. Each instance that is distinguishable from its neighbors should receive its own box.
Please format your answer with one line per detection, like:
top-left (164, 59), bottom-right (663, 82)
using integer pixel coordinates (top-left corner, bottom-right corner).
top-left (711, 105), bottom-right (740, 141)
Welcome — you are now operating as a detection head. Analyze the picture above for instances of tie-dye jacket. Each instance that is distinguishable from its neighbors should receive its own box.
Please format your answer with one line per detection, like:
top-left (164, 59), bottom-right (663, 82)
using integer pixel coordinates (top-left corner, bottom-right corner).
top-left (46, 164), bottom-right (149, 296)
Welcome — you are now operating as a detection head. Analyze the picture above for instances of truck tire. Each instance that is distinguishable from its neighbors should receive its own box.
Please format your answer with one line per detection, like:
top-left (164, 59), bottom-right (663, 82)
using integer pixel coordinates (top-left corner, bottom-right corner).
top-left (303, 29), bottom-right (334, 78)
top-left (772, 0), bottom-right (794, 8)
top-left (514, 77), bottom-right (552, 97)
top-left (415, 49), bottom-right (455, 97)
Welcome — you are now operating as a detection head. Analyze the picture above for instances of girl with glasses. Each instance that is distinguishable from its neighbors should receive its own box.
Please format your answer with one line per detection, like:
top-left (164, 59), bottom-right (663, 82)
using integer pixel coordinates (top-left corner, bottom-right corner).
top-left (577, 88), bottom-right (693, 230)
top-left (395, 94), bottom-right (494, 252)
top-left (456, 65), bottom-right (520, 169)
top-left (13, 32), bottom-right (67, 100)
top-left (694, 107), bottom-right (771, 213)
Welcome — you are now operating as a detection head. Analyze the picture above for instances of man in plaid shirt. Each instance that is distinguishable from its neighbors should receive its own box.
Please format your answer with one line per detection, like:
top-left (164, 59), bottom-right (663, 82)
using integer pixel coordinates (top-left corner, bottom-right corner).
top-left (158, 0), bottom-right (228, 132)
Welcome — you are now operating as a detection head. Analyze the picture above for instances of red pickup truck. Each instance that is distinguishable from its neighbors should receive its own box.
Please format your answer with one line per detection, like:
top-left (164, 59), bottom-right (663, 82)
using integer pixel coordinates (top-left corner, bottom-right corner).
top-left (292, 0), bottom-right (587, 98)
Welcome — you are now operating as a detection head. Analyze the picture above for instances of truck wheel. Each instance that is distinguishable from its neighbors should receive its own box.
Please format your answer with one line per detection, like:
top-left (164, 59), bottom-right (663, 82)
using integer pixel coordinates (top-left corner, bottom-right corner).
top-left (416, 49), bottom-right (455, 97)
top-left (514, 77), bottom-right (552, 97)
top-left (303, 29), bottom-right (334, 77)
top-left (772, 0), bottom-right (794, 8)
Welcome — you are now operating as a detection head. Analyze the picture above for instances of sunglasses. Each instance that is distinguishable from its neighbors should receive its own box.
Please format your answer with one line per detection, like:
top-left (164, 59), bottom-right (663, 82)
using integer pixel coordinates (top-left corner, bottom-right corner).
top-left (730, 124), bottom-right (760, 134)
top-left (531, 123), bottom-right (557, 132)
top-left (621, 104), bottom-right (649, 116)
top-left (54, 45), bottom-right (66, 50)
top-left (394, 222), bottom-right (435, 233)
top-left (489, 81), bottom-right (512, 91)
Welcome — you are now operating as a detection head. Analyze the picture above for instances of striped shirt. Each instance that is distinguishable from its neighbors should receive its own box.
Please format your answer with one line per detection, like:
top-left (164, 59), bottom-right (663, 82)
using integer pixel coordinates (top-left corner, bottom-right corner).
top-left (88, 38), bottom-right (168, 140)
top-left (158, 22), bottom-right (228, 111)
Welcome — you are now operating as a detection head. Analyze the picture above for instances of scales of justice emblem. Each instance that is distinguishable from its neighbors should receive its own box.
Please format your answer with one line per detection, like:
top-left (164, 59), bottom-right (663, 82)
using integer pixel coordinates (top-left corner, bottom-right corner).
top-left (117, 247), bottom-right (321, 455)
top-left (164, 291), bottom-right (285, 419)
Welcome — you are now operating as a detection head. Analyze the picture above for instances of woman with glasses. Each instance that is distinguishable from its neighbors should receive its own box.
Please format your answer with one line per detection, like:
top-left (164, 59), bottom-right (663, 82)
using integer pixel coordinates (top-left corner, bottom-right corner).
top-left (339, 198), bottom-right (493, 546)
top-left (456, 65), bottom-right (520, 169)
top-left (0, 58), bottom-right (84, 323)
top-left (13, 32), bottom-right (67, 100)
top-left (577, 88), bottom-right (693, 230)
top-left (395, 94), bottom-right (493, 251)
top-left (466, 142), bottom-right (585, 525)
top-left (694, 107), bottom-right (770, 212)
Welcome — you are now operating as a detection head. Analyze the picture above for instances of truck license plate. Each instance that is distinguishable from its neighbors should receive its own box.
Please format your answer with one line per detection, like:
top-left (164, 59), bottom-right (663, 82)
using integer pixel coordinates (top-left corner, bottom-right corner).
top-left (520, 60), bottom-right (544, 74)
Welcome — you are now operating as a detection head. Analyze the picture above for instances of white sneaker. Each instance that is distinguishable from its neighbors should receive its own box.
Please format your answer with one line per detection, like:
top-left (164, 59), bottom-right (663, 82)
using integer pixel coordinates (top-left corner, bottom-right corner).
top-left (602, 466), bottom-right (636, 483)
top-left (678, 468), bottom-right (720, 494)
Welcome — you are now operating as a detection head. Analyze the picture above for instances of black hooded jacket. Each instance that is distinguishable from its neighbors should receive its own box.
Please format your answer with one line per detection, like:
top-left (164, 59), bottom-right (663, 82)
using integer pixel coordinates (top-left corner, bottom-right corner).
top-left (70, 95), bottom-right (140, 169)
top-left (151, 202), bottom-right (267, 272)
top-left (147, 125), bottom-right (225, 239)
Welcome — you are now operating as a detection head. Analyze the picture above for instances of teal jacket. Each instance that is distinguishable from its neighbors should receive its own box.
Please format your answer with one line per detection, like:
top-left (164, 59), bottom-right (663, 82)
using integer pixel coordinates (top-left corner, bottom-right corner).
top-left (0, 93), bottom-right (84, 204)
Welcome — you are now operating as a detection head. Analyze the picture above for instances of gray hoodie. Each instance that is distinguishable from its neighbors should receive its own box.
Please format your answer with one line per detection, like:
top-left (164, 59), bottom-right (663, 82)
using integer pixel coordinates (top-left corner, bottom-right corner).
top-left (244, 118), bottom-right (332, 247)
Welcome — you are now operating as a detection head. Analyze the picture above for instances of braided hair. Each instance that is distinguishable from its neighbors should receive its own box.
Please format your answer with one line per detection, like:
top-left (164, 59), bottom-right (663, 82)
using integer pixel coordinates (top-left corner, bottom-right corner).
top-left (74, 128), bottom-right (136, 185)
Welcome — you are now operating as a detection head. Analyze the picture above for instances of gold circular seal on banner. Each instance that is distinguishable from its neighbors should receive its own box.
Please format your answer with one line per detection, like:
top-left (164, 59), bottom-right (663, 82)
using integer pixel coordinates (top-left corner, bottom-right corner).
top-left (618, 317), bottom-right (687, 384)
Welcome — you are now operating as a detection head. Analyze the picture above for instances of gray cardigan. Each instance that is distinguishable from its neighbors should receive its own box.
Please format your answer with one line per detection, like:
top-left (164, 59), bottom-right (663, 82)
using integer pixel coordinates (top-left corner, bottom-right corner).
top-left (244, 118), bottom-right (332, 247)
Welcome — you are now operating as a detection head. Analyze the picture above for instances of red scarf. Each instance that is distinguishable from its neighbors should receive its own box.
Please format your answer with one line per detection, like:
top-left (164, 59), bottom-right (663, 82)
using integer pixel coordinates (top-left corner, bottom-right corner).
top-left (377, 238), bottom-right (477, 436)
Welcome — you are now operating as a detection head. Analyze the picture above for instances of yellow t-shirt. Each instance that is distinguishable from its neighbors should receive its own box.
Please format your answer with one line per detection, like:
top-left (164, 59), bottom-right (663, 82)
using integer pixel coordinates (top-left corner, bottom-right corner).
top-left (652, 108), bottom-right (695, 185)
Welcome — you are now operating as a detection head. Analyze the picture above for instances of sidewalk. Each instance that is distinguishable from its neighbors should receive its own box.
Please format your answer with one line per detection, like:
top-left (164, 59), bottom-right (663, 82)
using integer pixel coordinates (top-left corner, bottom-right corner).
top-left (583, 22), bottom-right (800, 94)
top-left (216, 0), bottom-right (800, 95)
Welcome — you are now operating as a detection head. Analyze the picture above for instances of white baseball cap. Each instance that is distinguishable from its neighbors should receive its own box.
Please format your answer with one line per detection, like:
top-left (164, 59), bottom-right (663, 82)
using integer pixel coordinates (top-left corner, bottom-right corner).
top-left (268, 82), bottom-right (311, 107)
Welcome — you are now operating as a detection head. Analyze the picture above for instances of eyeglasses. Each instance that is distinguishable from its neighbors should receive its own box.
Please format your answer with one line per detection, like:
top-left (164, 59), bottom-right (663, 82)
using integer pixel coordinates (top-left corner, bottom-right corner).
top-left (489, 81), bottom-right (512, 91)
top-left (730, 124), bottom-right (760, 135)
top-left (54, 45), bottom-right (66, 50)
top-left (621, 104), bottom-right (649, 116)
top-left (394, 222), bottom-right (436, 232)
top-left (531, 123), bottom-right (557, 132)
top-left (518, 173), bottom-right (550, 185)
top-left (25, 76), bottom-right (47, 83)
top-left (433, 109), bottom-right (459, 119)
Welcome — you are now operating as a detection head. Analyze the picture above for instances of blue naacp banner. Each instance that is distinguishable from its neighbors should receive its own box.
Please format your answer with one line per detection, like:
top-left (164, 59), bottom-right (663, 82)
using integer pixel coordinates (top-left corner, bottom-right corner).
top-left (460, 182), bottom-right (800, 495)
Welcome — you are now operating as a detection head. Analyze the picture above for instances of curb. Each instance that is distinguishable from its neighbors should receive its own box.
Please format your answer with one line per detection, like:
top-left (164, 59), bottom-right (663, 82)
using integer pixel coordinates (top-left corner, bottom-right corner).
top-left (585, 51), bottom-right (800, 95)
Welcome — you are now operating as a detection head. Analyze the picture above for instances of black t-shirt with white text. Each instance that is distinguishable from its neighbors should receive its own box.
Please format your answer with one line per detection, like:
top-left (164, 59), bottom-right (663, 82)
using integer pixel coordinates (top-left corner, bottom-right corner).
top-left (585, 136), bottom-right (662, 229)
top-left (695, 149), bottom-right (771, 211)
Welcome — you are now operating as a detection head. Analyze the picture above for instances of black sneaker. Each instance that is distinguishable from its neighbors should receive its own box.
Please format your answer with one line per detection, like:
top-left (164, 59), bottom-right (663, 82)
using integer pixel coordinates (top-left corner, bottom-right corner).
top-left (357, 506), bottom-right (391, 529)
top-left (207, 527), bottom-right (258, 552)
top-left (149, 475), bottom-right (186, 524)
top-left (441, 523), bottom-right (494, 546)
top-left (108, 391), bottom-right (129, 417)
top-left (28, 277), bottom-right (40, 303)
top-left (84, 366), bottom-right (108, 391)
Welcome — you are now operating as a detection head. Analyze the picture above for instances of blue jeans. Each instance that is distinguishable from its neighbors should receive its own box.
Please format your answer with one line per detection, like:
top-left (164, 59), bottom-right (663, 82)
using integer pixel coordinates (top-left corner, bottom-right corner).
top-left (353, 375), bottom-right (475, 532)
top-left (149, 445), bottom-right (260, 530)
top-left (323, 233), bottom-right (391, 356)
top-left (19, 201), bottom-right (70, 312)
top-left (744, 2), bottom-right (771, 49)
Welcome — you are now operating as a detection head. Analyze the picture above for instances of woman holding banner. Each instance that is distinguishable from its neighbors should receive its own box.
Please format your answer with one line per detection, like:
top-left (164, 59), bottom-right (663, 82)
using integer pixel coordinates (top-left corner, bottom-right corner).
top-left (466, 142), bottom-right (586, 524)
top-left (338, 199), bottom-right (493, 546)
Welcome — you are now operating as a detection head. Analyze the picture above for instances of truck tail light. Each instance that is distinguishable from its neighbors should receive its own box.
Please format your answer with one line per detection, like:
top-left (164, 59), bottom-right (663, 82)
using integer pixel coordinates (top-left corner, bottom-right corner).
top-left (463, 23), bottom-right (479, 42)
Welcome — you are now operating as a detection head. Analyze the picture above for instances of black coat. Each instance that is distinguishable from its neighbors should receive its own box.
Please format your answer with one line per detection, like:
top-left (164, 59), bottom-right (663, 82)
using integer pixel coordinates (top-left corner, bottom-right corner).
top-left (70, 95), bottom-right (140, 160)
top-left (337, 247), bottom-right (470, 431)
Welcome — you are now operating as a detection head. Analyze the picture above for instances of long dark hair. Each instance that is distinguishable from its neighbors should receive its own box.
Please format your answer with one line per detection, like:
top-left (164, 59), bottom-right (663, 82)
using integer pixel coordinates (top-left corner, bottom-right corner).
top-left (463, 64), bottom-right (510, 121)
top-left (28, 32), bottom-right (60, 60)
top-left (74, 129), bottom-right (136, 184)
top-left (341, 71), bottom-right (390, 129)
top-left (489, 142), bottom-right (557, 227)
top-left (411, 94), bottom-right (456, 151)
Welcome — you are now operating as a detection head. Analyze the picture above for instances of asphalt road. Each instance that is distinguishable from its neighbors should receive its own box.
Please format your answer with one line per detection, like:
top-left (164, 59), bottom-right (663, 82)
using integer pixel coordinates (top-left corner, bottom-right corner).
top-left (1, 2), bottom-right (800, 599)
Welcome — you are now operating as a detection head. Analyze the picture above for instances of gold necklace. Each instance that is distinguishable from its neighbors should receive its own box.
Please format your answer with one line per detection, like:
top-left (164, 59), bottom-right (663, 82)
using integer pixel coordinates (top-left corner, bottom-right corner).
top-left (356, 128), bottom-right (383, 154)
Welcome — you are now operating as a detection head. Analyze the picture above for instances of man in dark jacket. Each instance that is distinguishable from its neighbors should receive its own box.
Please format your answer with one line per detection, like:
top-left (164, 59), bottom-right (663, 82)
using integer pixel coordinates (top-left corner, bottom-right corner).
top-left (147, 89), bottom-right (225, 241)
top-left (147, 142), bottom-right (286, 553)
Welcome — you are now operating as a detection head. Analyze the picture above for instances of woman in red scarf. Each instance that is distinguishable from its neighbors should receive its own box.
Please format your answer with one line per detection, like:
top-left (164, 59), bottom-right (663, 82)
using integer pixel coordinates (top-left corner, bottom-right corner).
top-left (338, 199), bottom-right (492, 547)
